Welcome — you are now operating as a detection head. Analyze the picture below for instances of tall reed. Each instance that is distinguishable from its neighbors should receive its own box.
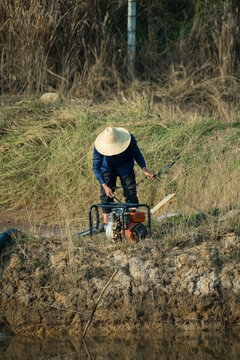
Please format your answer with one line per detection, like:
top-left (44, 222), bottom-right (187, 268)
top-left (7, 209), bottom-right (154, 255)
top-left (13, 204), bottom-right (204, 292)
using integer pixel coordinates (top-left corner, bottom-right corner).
top-left (0, 0), bottom-right (239, 112)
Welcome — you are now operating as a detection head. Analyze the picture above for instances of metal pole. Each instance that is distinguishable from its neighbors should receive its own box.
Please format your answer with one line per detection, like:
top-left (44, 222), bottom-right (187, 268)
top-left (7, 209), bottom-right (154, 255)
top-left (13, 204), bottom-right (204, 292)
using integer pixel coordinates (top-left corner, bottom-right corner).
top-left (127, 0), bottom-right (136, 74)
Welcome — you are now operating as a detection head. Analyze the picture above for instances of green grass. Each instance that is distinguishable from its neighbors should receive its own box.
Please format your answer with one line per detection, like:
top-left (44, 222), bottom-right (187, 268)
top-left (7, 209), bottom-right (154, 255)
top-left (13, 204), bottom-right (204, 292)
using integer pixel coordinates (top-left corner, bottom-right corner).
top-left (0, 96), bottom-right (239, 226)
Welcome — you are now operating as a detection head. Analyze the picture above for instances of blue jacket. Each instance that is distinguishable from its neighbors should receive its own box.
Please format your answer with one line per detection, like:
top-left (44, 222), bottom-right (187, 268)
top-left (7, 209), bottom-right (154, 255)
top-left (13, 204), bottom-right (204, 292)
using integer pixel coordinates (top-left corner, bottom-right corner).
top-left (93, 134), bottom-right (146, 185)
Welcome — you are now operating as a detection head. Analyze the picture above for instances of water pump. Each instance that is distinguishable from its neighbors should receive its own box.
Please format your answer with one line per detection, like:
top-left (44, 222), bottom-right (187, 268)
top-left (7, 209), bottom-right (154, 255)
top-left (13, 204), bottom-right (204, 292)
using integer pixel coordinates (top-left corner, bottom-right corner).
top-left (87, 203), bottom-right (151, 243)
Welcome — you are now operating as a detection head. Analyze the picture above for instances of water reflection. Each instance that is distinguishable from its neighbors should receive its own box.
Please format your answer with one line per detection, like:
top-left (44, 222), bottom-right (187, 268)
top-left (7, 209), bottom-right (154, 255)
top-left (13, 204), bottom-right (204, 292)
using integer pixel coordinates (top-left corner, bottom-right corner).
top-left (0, 330), bottom-right (240, 360)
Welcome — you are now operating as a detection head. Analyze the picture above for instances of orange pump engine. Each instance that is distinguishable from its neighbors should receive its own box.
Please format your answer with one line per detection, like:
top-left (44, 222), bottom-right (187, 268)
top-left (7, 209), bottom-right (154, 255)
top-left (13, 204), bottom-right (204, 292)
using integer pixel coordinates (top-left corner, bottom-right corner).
top-left (105, 208), bottom-right (148, 243)
top-left (88, 203), bottom-right (151, 243)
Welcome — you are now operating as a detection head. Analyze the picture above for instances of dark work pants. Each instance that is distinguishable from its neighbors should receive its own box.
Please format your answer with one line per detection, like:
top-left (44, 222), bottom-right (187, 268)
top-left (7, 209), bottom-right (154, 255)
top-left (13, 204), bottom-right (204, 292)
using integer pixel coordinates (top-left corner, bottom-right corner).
top-left (100, 170), bottom-right (139, 214)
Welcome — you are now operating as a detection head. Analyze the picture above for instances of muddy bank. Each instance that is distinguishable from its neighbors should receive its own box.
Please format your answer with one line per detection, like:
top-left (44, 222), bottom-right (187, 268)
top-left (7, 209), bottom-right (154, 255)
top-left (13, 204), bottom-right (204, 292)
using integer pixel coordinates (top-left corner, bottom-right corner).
top-left (0, 227), bottom-right (239, 338)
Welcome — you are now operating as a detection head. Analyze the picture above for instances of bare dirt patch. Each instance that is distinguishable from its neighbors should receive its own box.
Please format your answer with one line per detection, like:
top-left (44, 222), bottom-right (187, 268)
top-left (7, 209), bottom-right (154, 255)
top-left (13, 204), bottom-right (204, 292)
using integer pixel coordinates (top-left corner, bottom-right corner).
top-left (0, 225), bottom-right (239, 338)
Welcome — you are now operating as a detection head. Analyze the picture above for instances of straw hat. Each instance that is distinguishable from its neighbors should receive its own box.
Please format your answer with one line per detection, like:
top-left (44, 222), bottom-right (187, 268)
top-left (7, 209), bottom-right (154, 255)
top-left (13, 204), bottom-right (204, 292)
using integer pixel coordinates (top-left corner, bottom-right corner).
top-left (95, 127), bottom-right (131, 156)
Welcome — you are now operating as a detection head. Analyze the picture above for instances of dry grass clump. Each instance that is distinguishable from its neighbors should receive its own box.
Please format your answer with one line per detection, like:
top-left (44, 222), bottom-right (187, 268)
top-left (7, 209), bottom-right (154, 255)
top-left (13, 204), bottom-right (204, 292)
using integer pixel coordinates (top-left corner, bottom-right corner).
top-left (153, 67), bottom-right (239, 118)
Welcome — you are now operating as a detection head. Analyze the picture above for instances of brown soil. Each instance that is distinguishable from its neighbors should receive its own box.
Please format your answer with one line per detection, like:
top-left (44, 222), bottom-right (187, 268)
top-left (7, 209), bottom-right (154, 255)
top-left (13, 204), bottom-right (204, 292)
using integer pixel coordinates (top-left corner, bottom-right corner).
top-left (0, 223), bottom-right (239, 338)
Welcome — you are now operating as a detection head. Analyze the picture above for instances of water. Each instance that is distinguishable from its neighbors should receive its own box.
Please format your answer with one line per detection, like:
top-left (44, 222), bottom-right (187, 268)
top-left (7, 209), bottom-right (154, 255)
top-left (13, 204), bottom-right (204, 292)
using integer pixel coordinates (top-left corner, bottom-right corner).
top-left (0, 331), bottom-right (240, 360)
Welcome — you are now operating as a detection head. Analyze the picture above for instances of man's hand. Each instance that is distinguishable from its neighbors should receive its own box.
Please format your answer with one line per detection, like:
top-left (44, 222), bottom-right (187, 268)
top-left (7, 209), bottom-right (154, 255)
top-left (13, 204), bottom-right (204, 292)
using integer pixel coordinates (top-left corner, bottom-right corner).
top-left (142, 167), bottom-right (155, 180)
top-left (102, 184), bottom-right (115, 198)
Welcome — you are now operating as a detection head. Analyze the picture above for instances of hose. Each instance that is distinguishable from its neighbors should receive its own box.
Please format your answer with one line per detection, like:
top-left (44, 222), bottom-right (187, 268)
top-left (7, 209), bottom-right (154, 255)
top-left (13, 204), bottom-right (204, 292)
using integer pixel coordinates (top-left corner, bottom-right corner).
top-left (0, 229), bottom-right (23, 251)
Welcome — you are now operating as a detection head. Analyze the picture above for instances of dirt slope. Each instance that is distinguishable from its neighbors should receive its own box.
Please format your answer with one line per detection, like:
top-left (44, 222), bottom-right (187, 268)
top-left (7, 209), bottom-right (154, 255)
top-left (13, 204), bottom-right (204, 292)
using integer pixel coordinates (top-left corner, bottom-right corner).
top-left (0, 228), bottom-right (239, 338)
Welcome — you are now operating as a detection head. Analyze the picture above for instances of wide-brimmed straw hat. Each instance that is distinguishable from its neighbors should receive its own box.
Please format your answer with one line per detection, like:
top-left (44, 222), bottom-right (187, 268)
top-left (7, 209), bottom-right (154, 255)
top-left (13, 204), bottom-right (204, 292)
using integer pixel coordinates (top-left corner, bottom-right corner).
top-left (94, 127), bottom-right (131, 156)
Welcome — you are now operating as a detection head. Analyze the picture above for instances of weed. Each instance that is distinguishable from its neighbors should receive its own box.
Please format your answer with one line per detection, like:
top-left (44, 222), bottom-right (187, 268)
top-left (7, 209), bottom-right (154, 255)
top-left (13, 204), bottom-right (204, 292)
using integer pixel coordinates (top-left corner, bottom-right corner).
top-left (228, 250), bottom-right (240, 262)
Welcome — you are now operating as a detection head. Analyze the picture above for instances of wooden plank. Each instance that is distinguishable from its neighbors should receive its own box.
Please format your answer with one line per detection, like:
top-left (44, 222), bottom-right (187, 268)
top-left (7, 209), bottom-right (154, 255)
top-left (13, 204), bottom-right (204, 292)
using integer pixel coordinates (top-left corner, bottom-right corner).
top-left (150, 193), bottom-right (175, 214)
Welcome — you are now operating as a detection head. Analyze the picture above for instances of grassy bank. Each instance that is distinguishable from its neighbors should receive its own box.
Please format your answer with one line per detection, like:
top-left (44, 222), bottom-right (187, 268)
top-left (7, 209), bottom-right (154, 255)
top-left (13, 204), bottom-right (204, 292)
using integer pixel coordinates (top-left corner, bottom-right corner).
top-left (0, 94), bottom-right (239, 228)
top-left (0, 94), bottom-right (240, 338)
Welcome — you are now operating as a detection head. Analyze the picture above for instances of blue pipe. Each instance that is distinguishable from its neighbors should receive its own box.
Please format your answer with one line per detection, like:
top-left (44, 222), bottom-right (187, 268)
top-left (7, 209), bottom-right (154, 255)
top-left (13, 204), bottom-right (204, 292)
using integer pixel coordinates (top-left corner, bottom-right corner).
top-left (0, 229), bottom-right (23, 251)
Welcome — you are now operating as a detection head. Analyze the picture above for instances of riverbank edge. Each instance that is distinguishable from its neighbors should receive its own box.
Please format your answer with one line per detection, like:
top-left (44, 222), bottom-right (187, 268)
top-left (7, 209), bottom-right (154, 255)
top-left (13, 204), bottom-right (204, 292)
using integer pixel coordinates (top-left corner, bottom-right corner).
top-left (0, 228), bottom-right (240, 338)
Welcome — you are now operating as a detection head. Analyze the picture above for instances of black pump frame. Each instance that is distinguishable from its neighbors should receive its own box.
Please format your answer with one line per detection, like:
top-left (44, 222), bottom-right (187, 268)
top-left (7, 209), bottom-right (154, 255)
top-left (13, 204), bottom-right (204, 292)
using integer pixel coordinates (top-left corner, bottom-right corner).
top-left (89, 203), bottom-right (151, 240)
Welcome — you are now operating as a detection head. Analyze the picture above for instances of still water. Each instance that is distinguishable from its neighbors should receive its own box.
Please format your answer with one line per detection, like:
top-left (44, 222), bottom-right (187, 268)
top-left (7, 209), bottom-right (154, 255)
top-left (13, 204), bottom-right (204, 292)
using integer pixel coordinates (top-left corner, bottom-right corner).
top-left (0, 331), bottom-right (240, 360)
